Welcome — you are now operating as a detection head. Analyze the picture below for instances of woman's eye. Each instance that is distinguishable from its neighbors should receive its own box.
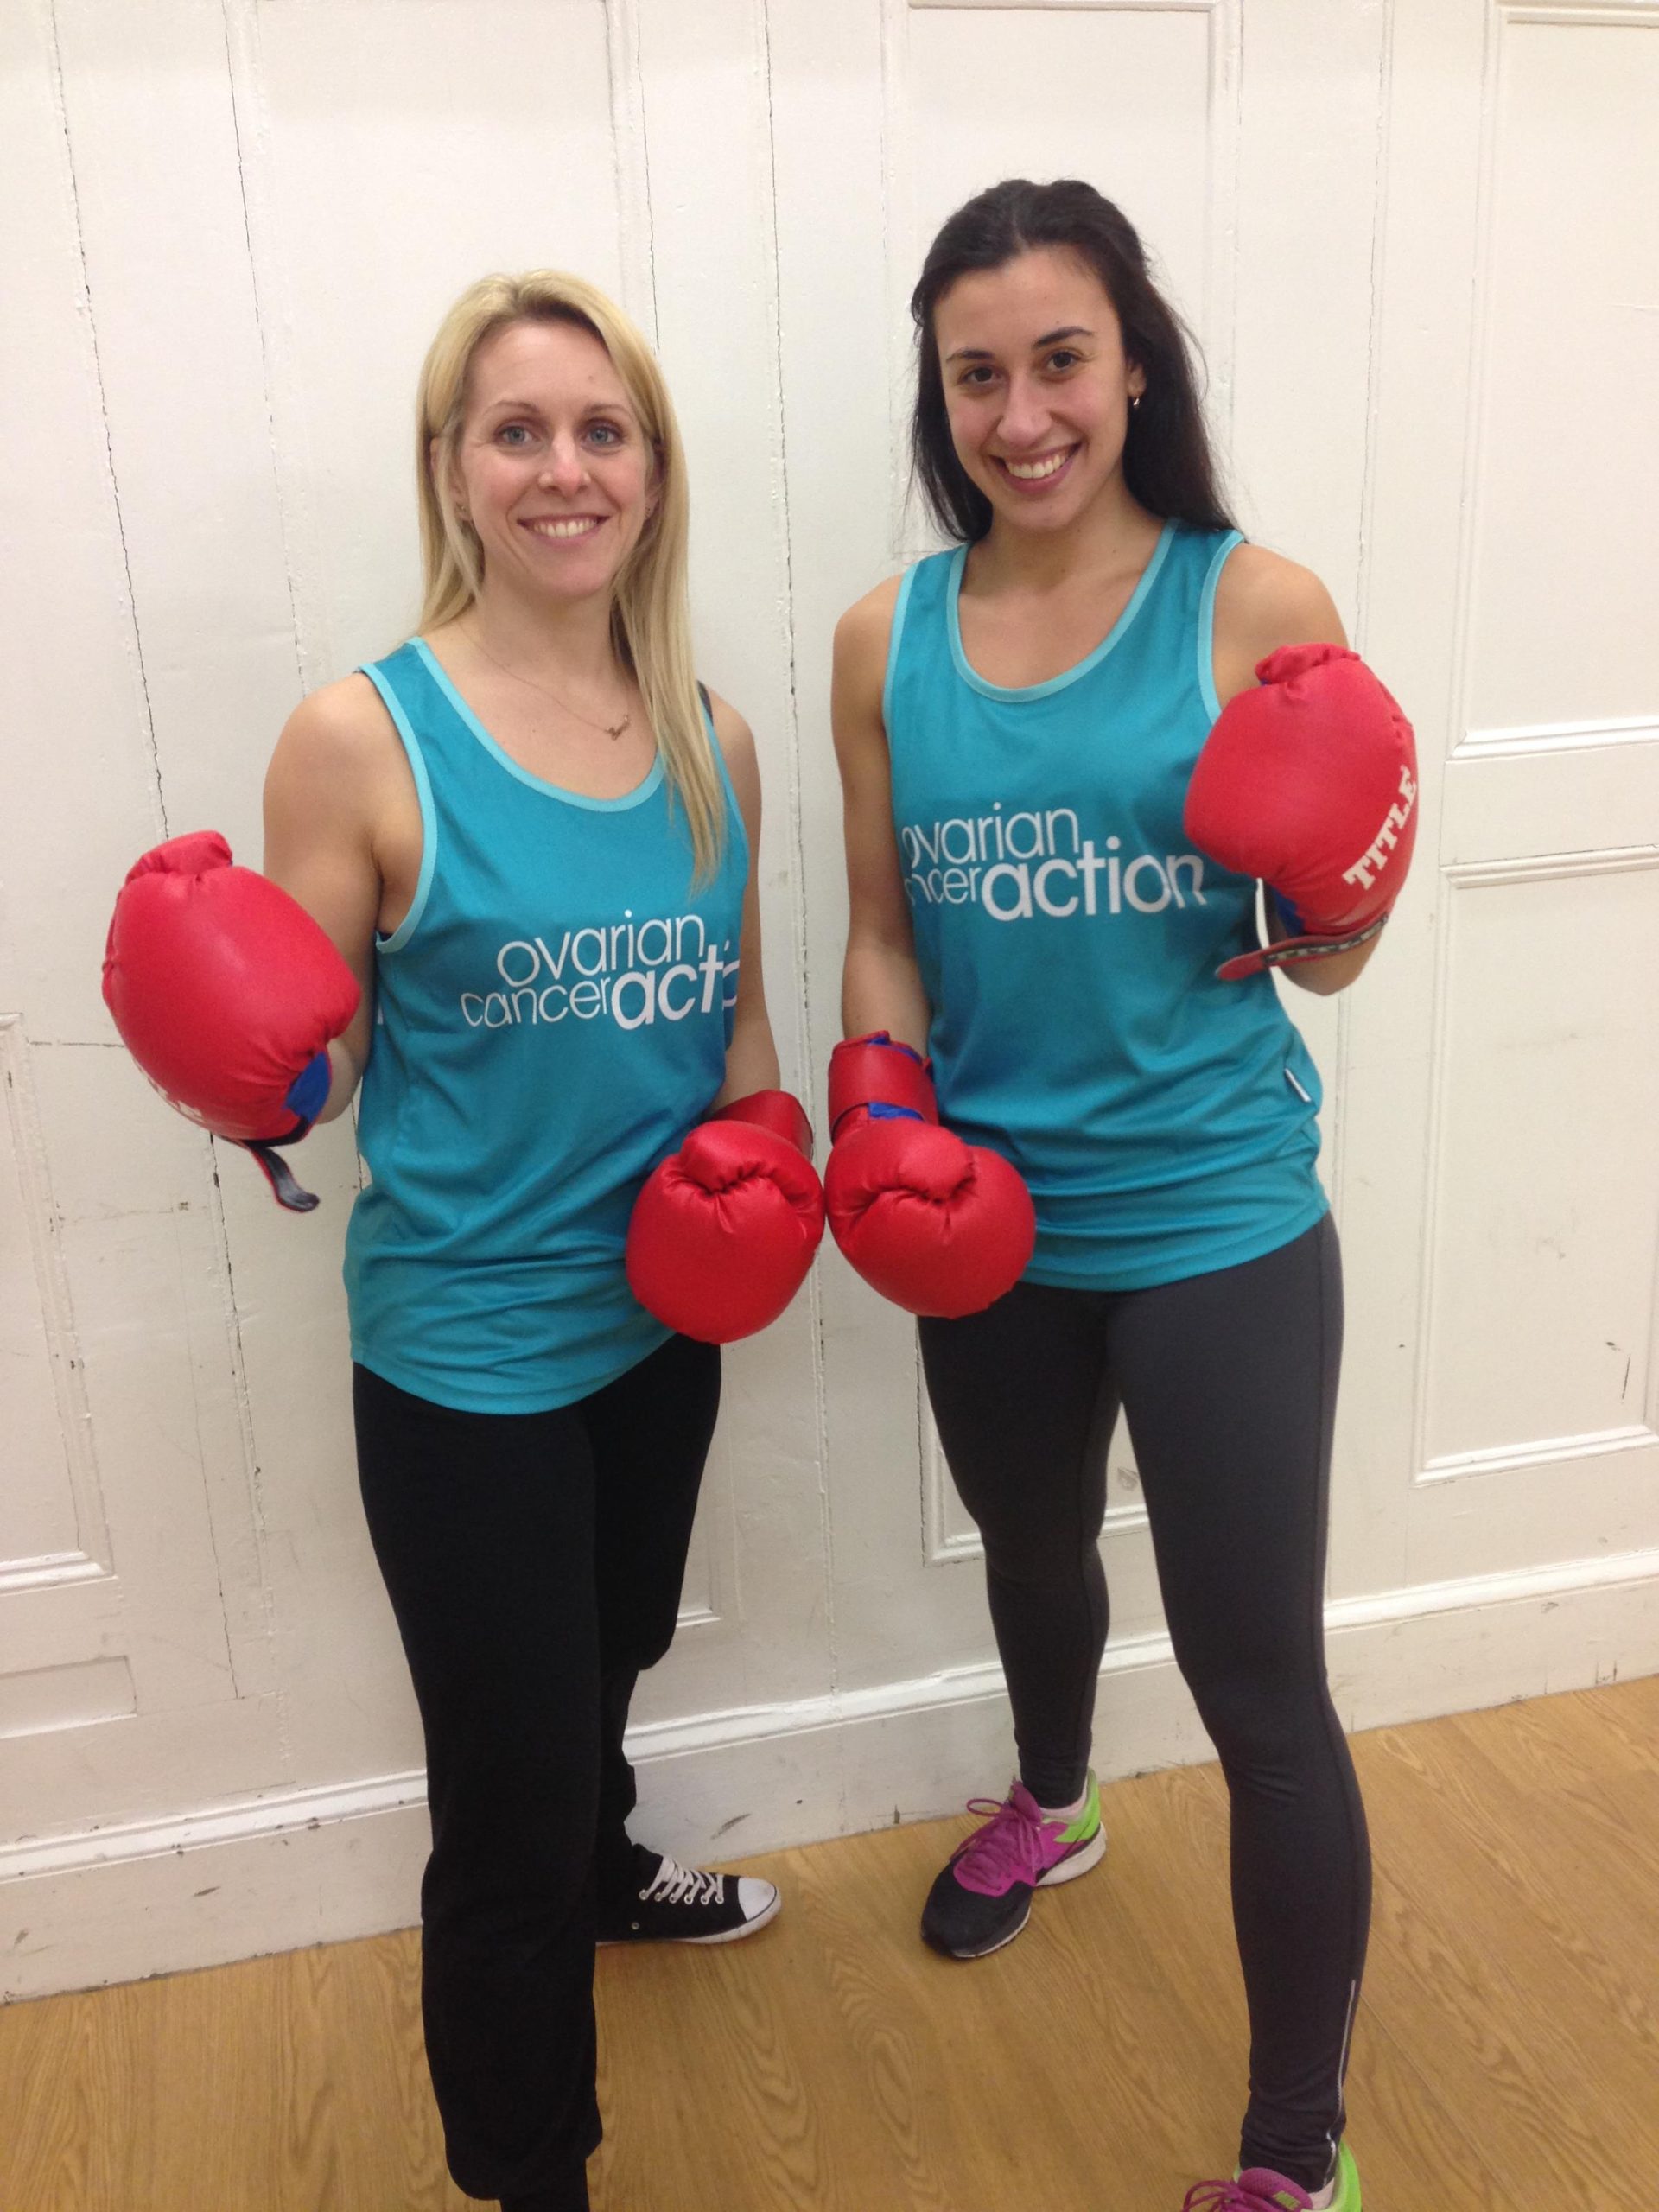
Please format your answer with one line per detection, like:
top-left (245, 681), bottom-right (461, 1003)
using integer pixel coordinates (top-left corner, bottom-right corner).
top-left (497, 423), bottom-right (532, 447)
top-left (587, 422), bottom-right (624, 448)
top-left (1046, 350), bottom-right (1080, 372)
top-left (958, 365), bottom-right (998, 389)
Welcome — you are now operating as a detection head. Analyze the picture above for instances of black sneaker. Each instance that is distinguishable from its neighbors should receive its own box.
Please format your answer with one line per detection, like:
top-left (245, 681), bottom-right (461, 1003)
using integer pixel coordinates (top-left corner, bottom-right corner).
top-left (596, 1843), bottom-right (780, 1946)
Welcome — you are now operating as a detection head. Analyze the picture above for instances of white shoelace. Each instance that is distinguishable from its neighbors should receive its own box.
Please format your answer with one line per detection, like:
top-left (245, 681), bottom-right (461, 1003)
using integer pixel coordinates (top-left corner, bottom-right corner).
top-left (640, 1854), bottom-right (725, 1908)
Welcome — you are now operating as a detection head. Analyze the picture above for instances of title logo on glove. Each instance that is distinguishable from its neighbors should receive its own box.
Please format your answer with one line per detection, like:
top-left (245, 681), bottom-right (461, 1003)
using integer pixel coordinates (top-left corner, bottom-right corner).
top-left (1341, 764), bottom-right (1418, 893)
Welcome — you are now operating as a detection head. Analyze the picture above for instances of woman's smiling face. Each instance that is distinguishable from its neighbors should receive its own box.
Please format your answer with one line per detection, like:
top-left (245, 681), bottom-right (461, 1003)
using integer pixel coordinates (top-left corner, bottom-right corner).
top-left (932, 246), bottom-right (1145, 535)
top-left (446, 316), bottom-right (656, 607)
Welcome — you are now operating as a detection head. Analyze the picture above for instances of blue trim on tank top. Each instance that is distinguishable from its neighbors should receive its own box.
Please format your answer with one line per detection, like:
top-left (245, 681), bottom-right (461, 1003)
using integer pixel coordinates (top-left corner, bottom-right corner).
top-left (360, 659), bottom-right (438, 953)
top-left (944, 517), bottom-right (1176, 702)
top-left (1197, 528), bottom-right (1244, 724)
top-left (882, 563), bottom-right (921, 736)
top-left (410, 637), bottom-right (666, 811)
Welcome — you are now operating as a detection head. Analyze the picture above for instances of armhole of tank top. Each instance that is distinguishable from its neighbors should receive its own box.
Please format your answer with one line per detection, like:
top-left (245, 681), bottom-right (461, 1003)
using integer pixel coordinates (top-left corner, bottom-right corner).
top-left (880, 563), bottom-right (921, 743)
top-left (360, 658), bottom-right (437, 954)
top-left (696, 679), bottom-right (748, 876)
top-left (1197, 530), bottom-right (1246, 724)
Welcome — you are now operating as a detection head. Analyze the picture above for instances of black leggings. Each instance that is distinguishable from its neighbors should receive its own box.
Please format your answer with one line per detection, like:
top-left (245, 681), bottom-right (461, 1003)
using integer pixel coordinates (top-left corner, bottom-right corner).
top-left (918, 1215), bottom-right (1370, 2192)
top-left (353, 1335), bottom-right (721, 2209)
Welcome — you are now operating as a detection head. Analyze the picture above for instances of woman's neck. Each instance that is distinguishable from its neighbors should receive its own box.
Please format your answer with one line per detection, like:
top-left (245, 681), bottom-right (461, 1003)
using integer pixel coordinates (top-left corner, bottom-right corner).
top-left (453, 579), bottom-right (621, 688)
top-left (968, 480), bottom-right (1162, 597)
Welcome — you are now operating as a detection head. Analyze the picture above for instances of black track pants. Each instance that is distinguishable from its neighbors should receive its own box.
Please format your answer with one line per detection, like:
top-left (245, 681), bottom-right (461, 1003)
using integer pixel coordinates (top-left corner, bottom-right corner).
top-left (918, 1215), bottom-right (1370, 2191)
top-left (353, 1334), bottom-right (721, 2208)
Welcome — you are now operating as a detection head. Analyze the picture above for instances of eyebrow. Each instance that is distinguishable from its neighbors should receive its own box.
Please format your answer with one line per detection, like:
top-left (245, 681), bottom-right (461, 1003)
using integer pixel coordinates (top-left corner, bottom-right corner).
top-left (479, 395), bottom-right (634, 419)
top-left (944, 325), bottom-right (1094, 363)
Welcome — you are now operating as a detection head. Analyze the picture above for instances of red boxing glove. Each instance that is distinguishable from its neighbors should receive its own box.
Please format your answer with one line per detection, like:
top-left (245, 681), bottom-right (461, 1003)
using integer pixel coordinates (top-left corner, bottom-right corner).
top-left (102, 831), bottom-right (360, 1212)
top-left (626, 1090), bottom-right (825, 1344)
top-left (1184, 643), bottom-right (1418, 981)
top-left (824, 1034), bottom-right (1035, 1319)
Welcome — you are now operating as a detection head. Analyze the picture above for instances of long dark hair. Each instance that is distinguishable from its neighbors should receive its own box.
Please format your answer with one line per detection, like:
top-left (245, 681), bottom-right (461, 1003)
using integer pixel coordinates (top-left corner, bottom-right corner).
top-left (911, 178), bottom-right (1235, 543)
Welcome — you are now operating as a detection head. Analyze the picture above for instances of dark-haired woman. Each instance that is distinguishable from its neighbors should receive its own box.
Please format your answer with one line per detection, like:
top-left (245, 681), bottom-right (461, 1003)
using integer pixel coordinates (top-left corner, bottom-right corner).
top-left (826, 179), bottom-right (1416, 2212)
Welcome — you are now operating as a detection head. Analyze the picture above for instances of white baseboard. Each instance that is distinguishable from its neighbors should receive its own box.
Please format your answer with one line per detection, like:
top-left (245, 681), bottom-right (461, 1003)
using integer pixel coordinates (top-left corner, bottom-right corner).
top-left (3, 1549), bottom-right (1655, 2003)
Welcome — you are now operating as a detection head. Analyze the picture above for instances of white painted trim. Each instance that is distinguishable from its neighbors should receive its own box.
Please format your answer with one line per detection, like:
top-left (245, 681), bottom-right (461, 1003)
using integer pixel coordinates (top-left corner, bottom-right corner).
top-left (1442, 846), bottom-right (1659, 889)
top-left (0, 1552), bottom-right (111, 1596)
top-left (0, 1769), bottom-right (429, 1885)
top-left (909, 0), bottom-right (1224, 11)
top-left (1502, 5), bottom-right (1659, 28)
top-left (1421, 1423), bottom-right (1657, 1484)
top-left (9, 1543), bottom-right (1653, 1889)
top-left (1453, 715), bottom-right (1659, 760)
top-left (5, 1548), bottom-right (1655, 1999)
top-left (1325, 1543), bottom-right (1659, 1625)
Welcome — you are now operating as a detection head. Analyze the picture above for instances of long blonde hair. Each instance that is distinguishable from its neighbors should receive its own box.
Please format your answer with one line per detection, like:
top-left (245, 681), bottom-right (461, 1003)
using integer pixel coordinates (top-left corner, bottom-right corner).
top-left (415, 270), bottom-right (723, 880)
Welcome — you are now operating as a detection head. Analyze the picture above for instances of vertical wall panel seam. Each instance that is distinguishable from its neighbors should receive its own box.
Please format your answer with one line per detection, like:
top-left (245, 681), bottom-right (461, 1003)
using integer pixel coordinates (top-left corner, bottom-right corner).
top-left (1448, 1), bottom-right (1508, 760)
top-left (756, 0), bottom-right (839, 1725)
top-left (42, 0), bottom-right (165, 839)
top-left (219, 0), bottom-right (306, 697)
top-left (1206, 0), bottom-right (1242, 451)
top-left (605, 0), bottom-right (659, 346)
top-left (1331, 0), bottom-right (1402, 1240)
top-left (1407, 0), bottom-right (1503, 1510)
top-left (194, 0), bottom-right (295, 1739)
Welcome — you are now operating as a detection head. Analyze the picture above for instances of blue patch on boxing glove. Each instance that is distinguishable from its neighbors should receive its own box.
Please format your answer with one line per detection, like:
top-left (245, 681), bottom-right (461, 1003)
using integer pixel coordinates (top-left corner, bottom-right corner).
top-left (283, 1049), bottom-right (332, 1128)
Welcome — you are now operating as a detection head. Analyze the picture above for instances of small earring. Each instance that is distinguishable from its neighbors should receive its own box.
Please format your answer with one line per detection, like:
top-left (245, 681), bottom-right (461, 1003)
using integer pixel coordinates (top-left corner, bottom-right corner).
top-left (1130, 393), bottom-right (1142, 413)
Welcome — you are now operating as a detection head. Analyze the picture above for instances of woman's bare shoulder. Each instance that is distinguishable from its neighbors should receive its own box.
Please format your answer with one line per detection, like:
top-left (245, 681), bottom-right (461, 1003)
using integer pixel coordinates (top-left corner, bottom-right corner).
top-left (1214, 543), bottom-right (1347, 659)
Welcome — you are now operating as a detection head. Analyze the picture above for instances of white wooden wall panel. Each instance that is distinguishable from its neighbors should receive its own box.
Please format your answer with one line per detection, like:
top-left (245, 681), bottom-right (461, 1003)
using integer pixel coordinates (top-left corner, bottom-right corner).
top-left (226, 0), bottom-right (624, 685)
top-left (1463, 13), bottom-right (1659, 735)
top-left (0, 1026), bottom-right (85, 1577)
top-left (2, 0), bottom-right (1655, 1998)
top-left (1423, 861), bottom-right (1659, 1467)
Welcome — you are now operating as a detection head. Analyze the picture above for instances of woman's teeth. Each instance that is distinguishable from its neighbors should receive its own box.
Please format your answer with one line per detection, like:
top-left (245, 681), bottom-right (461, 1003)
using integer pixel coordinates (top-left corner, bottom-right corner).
top-left (526, 518), bottom-right (601, 538)
top-left (1002, 449), bottom-right (1074, 480)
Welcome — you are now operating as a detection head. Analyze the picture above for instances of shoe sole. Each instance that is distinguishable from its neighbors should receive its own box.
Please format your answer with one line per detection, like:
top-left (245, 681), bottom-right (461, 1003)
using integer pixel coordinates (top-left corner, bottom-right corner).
top-left (596, 1886), bottom-right (782, 1948)
top-left (927, 1827), bottom-right (1108, 1961)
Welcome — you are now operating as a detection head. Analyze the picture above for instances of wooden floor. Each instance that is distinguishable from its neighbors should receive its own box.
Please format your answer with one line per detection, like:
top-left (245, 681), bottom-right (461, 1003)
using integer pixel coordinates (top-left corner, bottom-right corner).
top-left (3, 1677), bottom-right (1656, 2211)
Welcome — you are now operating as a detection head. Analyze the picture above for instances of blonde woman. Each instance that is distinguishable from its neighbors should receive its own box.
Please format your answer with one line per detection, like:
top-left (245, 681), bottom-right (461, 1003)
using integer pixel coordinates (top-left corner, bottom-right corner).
top-left (257, 274), bottom-right (794, 2212)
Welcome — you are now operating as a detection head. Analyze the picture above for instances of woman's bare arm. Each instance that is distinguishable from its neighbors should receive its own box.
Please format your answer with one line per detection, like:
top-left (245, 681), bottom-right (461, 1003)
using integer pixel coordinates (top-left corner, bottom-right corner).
top-left (706, 691), bottom-right (784, 1106)
top-left (261, 676), bottom-right (394, 1119)
top-left (833, 578), bottom-right (933, 1052)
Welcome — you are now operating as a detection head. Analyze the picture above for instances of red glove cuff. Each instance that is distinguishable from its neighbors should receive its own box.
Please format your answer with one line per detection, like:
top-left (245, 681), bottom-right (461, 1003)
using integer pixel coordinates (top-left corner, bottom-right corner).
top-left (828, 1034), bottom-right (938, 1136)
top-left (1216, 911), bottom-right (1391, 982)
top-left (710, 1089), bottom-right (814, 1162)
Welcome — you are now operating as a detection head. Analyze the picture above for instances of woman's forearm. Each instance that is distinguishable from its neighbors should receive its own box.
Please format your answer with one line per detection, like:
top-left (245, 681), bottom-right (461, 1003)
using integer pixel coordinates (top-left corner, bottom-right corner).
top-left (842, 935), bottom-right (932, 1055)
top-left (715, 1014), bottom-right (783, 1107)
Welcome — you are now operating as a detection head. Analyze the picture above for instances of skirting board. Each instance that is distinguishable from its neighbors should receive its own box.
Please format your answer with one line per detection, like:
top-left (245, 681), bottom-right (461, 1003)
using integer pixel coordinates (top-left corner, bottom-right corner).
top-left (3, 1548), bottom-right (1655, 2002)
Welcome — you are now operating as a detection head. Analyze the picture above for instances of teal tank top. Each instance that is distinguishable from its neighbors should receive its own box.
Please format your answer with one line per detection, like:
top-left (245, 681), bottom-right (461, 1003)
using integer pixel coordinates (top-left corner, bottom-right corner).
top-left (344, 639), bottom-right (747, 1412)
top-left (884, 521), bottom-right (1326, 1291)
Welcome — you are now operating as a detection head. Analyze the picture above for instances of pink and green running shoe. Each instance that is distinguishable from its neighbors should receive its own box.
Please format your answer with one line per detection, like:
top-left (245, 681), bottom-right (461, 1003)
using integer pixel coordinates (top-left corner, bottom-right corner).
top-left (920, 1774), bottom-right (1105, 1958)
top-left (1182, 2142), bottom-right (1362, 2211)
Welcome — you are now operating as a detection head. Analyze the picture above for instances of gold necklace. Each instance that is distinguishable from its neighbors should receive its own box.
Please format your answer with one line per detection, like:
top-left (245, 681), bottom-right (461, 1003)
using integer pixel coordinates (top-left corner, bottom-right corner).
top-left (460, 620), bottom-right (633, 741)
